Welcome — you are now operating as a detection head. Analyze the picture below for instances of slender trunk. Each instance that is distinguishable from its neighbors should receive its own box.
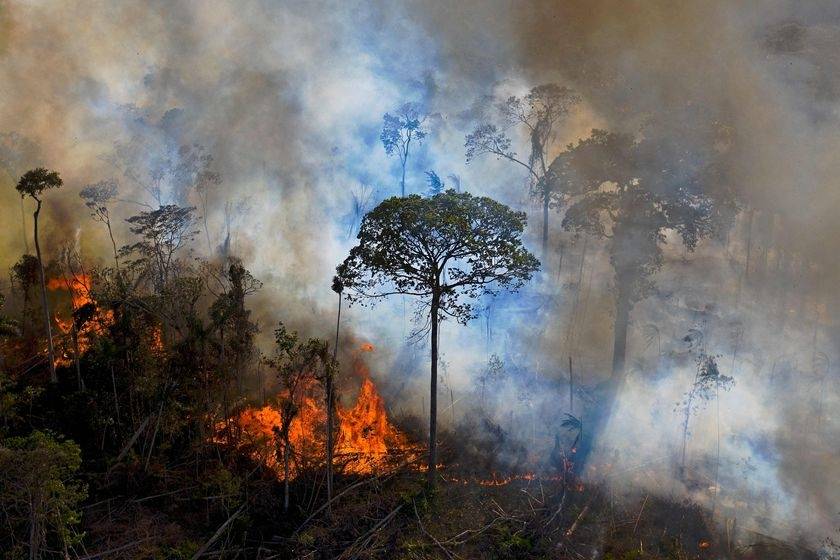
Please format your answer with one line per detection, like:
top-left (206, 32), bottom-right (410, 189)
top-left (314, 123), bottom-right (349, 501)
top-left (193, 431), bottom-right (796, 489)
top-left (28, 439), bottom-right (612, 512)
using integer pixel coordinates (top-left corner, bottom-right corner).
top-left (203, 198), bottom-right (212, 254)
top-left (33, 200), bottom-right (56, 383)
top-left (557, 242), bottom-right (565, 280)
top-left (21, 197), bottom-right (30, 253)
top-left (542, 195), bottom-right (549, 257)
top-left (427, 291), bottom-right (440, 488)
top-left (111, 363), bottom-right (121, 426)
top-left (73, 327), bottom-right (83, 390)
top-left (106, 219), bottom-right (120, 272)
top-left (611, 294), bottom-right (631, 380)
top-left (712, 380), bottom-right (721, 514)
top-left (327, 291), bottom-right (341, 506)
top-left (29, 496), bottom-right (40, 560)
top-left (401, 134), bottom-right (411, 198)
top-left (283, 439), bottom-right (291, 512)
top-left (680, 387), bottom-right (696, 478)
top-left (568, 356), bottom-right (574, 414)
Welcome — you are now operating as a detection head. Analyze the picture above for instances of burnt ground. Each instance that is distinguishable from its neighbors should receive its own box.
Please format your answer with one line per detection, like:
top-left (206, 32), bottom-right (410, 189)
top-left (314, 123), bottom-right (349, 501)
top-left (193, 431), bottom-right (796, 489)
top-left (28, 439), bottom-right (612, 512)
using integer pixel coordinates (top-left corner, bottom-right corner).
top-left (278, 471), bottom-right (820, 560)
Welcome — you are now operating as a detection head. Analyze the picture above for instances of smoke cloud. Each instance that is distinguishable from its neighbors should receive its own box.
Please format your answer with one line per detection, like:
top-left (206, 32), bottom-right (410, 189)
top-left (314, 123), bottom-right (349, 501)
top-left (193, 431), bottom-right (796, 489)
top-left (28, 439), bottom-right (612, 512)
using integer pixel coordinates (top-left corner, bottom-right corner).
top-left (0, 0), bottom-right (837, 548)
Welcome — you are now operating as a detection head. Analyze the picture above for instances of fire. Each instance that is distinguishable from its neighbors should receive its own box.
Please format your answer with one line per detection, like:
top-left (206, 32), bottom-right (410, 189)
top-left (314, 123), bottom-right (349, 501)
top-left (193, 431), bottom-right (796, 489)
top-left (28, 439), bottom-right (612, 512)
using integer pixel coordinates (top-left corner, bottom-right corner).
top-left (225, 359), bottom-right (417, 479)
top-left (47, 275), bottom-right (113, 367)
top-left (336, 376), bottom-right (413, 474)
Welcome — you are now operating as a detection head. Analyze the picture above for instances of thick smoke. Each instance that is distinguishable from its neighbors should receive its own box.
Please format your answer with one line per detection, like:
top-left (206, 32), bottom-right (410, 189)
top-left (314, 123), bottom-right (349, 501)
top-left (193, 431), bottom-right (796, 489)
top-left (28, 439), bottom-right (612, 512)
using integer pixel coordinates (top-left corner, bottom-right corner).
top-left (0, 0), bottom-right (837, 548)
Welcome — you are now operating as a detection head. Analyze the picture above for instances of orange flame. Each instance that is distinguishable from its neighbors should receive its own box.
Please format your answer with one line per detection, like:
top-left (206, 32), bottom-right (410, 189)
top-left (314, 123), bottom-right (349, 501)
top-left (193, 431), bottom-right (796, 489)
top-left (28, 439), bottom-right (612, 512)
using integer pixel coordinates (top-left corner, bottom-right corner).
top-left (47, 275), bottom-right (113, 367)
top-left (222, 359), bottom-right (417, 479)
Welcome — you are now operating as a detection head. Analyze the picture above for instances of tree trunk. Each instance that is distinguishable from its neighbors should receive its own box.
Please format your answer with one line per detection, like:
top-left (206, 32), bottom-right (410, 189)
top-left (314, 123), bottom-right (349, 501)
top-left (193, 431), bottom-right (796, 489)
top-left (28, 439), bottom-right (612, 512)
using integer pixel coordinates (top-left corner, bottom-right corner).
top-left (575, 289), bottom-right (631, 474)
top-left (427, 291), bottom-right (440, 488)
top-left (284, 441), bottom-right (290, 512)
top-left (400, 160), bottom-right (406, 198)
top-left (33, 200), bottom-right (56, 383)
top-left (106, 219), bottom-right (120, 272)
top-left (611, 293), bottom-right (631, 380)
top-left (327, 291), bottom-right (341, 507)
top-left (680, 387), bottom-right (696, 478)
top-left (542, 195), bottom-right (549, 257)
top-left (568, 356), bottom-right (574, 414)
top-left (73, 327), bottom-right (83, 391)
top-left (21, 197), bottom-right (29, 253)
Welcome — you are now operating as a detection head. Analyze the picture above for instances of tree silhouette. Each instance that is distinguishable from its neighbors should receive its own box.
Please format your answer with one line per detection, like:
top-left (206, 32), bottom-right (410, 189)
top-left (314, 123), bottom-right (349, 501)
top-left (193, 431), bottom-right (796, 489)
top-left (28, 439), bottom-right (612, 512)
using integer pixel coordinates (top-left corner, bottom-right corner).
top-left (16, 168), bottom-right (62, 382)
top-left (121, 205), bottom-right (198, 292)
top-left (80, 179), bottom-right (121, 271)
top-left (465, 84), bottom-right (579, 255)
top-left (336, 190), bottom-right (539, 486)
top-left (550, 128), bottom-right (735, 381)
top-left (380, 102), bottom-right (427, 197)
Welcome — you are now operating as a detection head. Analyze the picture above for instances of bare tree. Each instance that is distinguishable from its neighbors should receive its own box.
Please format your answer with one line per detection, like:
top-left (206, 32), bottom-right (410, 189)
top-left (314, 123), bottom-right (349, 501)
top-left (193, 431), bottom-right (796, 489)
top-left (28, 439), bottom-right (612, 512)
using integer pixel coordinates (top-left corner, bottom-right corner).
top-left (465, 84), bottom-right (579, 255)
top-left (80, 179), bottom-right (121, 271)
top-left (380, 102), bottom-right (427, 197)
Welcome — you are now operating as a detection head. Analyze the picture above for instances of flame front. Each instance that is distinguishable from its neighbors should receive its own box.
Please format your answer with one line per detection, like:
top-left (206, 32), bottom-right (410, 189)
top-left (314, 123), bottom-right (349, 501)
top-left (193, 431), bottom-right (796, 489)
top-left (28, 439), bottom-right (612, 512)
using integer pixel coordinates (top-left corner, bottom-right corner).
top-left (47, 275), bottom-right (114, 367)
top-left (335, 376), bottom-right (413, 474)
top-left (224, 361), bottom-right (417, 479)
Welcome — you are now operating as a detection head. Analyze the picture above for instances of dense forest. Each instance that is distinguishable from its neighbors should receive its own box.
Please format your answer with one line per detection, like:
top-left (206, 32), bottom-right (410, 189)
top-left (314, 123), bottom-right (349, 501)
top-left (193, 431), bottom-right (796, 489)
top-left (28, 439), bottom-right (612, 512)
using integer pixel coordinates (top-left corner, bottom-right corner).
top-left (0, 1), bottom-right (838, 559)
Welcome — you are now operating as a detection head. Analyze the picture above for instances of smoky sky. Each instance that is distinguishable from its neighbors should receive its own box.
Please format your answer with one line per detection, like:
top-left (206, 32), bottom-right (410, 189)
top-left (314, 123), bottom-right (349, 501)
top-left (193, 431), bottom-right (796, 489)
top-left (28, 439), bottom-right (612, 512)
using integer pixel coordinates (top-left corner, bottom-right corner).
top-left (0, 0), bottom-right (838, 548)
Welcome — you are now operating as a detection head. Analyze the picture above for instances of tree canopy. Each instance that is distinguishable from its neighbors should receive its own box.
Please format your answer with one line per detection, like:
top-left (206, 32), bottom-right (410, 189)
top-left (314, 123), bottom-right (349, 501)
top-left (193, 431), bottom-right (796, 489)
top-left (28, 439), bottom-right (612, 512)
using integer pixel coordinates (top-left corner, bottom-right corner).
top-left (15, 167), bottom-right (62, 200)
top-left (336, 190), bottom-right (540, 323)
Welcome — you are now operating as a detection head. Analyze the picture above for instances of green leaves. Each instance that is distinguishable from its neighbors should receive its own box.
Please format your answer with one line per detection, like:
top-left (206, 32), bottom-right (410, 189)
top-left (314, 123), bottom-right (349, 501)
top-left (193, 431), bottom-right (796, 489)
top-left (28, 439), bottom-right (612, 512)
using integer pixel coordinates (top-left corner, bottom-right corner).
top-left (336, 190), bottom-right (540, 323)
top-left (15, 167), bottom-right (62, 199)
top-left (0, 431), bottom-right (87, 555)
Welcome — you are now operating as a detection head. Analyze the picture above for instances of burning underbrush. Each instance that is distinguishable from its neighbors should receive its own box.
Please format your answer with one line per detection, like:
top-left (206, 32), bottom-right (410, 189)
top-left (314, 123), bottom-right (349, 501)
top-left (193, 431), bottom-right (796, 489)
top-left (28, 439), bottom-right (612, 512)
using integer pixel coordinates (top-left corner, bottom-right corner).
top-left (219, 358), bottom-right (422, 479)
top-left (47, 274), bottom-right (114, 368)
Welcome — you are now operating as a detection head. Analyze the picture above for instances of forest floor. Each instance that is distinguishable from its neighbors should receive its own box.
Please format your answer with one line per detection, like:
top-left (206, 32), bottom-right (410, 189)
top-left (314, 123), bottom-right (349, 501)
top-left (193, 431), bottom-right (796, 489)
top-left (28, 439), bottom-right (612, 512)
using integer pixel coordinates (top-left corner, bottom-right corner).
top-left (276, 471), bottom-right (817, 560)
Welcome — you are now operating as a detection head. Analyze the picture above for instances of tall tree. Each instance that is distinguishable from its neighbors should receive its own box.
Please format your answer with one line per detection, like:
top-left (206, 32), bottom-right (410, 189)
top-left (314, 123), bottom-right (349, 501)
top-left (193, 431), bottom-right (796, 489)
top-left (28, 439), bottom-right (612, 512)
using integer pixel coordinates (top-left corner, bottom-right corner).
top-left (547, 126), bottom-right (736, 462)
top-left (380, 102), bottom-right (427, 197)
top-left (16, 168), bottom-right (62, 383)
top-left (551, 128), bottom-right (735, 379)
top-left (465, 84), bottom-right (579, 255)
top-left (336, 190), bottom-right (539, 486)
top-left (80, 179), bottom-right (121, 271)
top-left (326, 275), bottom-right (344, 507)
top-left (121, 204), bottom-right (197, 293)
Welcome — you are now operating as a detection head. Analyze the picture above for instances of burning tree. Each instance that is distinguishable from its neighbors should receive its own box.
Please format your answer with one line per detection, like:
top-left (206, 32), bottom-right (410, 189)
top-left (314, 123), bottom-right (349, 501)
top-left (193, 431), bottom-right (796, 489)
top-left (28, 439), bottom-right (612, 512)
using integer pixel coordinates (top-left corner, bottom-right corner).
top-left (264, 323), bottom-right (329, 512)
top-left (336, 190), bottom-right (540, 486)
